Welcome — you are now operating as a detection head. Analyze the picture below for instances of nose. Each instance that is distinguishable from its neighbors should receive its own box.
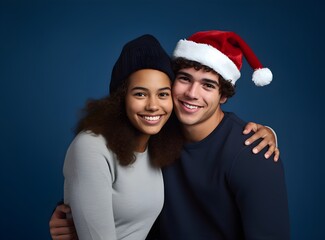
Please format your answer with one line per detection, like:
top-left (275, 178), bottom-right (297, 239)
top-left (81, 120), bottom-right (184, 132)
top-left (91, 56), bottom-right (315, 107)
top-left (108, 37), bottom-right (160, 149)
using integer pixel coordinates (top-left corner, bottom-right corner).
top-left (185, 82), bottom-right (199, 99)
top-left (145, 96), bottom-right (159, 111)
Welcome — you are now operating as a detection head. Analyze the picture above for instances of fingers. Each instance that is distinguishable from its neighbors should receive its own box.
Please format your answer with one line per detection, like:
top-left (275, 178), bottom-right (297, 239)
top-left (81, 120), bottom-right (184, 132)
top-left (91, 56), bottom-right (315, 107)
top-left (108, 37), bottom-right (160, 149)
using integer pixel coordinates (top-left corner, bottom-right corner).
top-left (49, 219), bottom-right (74, 234)
top-left (246, 137), bottom-right (279, 162)
top-left (49, 218), bottom-right (74, 228)
top-left (263, 146), bottom-right (280, 162)
top-left (249, 137), bottom-right (275, 158)
top-left (51, 204), bottom-right (72, 219)
top-left (51, 232), bottom-right (78, 240)
top-left (273, 147), bottom-right (280, 162)
top-left (52, 234), bottom-right (77, 240)
top-left (243, 122), bottom-right (259, 134)
top-left (244, 130), bottom-right (264, 146)
top-left (50, 219), bottom-right (77, 240)
top-left (244, 124), bottom-right (280, 162)
top-left (50, 204), bottom-right (77, 240)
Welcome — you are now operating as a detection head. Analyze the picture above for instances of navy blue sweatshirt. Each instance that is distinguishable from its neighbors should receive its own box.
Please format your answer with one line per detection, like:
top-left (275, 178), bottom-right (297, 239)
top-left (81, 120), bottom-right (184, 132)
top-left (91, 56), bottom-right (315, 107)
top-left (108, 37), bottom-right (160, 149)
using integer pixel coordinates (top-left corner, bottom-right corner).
top-left (157, 112), bottom-right (290, 240)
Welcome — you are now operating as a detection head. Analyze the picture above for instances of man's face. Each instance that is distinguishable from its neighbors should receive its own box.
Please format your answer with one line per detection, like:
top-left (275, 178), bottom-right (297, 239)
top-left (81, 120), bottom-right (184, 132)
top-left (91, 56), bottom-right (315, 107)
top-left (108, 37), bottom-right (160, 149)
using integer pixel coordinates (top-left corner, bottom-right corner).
top-left (172, 67), bottom-right (227, 137)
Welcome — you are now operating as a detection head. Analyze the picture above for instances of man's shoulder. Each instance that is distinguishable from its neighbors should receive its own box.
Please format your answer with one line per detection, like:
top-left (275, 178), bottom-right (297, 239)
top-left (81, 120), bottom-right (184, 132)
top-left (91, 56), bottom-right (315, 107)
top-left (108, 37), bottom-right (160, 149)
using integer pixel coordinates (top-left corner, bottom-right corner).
top-left (224, 112), bottom-right (248, 130)
top-left (222, 112), bottom-right (253, 142)
top-left (218, 112), bottom-right (262, 164)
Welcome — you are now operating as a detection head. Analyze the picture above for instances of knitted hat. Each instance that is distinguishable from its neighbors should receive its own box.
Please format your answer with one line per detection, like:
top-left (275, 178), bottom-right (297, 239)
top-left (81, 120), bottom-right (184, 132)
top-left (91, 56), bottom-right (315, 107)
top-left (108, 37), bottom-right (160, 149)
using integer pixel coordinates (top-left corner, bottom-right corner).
top-left (110, 34), bottom-right (174, 94)
top-left (173, 30), bottom-right (272, 86)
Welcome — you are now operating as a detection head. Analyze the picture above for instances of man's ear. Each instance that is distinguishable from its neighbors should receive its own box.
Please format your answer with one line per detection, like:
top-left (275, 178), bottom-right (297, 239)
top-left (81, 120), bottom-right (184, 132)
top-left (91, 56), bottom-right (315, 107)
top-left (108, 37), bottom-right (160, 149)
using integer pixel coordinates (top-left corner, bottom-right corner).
top-left (220, 96), bottom-right (227, 104)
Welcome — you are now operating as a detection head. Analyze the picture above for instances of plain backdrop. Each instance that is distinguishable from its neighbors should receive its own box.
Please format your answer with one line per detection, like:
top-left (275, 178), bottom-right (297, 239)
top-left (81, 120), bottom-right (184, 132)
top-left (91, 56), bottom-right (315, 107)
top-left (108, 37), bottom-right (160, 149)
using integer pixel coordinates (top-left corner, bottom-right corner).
top-left (1, 0), bottom-right (324, 239)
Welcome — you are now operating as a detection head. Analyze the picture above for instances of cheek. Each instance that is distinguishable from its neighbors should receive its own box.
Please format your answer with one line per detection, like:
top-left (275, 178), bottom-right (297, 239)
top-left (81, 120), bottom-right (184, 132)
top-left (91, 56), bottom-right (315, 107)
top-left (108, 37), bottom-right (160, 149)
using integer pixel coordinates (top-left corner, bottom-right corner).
top-left (172, 82), bottom-right (183, 96)
top-left (164, 99), bottom-right (174, 114)
top-left (205, 95), bottom-right (222, 108)
top-left (125, 100), bottom-right (140, 117)
top-left (172, 88), bottom-right (183, 102)
top-left (157, 99), bottom-right (173, 119)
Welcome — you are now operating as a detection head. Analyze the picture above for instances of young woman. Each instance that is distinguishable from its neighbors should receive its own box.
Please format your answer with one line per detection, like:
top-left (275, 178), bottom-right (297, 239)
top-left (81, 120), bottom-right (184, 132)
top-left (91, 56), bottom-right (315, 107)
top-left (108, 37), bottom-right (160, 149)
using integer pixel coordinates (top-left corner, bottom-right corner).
top-left (62, 34), bottom-right (183, 240)
top-left (50, 34), bottom-right (279, 240)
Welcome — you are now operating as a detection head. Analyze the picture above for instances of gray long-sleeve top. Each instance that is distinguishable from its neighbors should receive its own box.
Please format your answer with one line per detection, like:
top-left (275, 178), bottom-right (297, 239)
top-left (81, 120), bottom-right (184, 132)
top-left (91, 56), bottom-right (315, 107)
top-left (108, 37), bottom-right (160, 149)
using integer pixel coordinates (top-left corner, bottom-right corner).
top-left (64, 131), bottom-right (164, 240)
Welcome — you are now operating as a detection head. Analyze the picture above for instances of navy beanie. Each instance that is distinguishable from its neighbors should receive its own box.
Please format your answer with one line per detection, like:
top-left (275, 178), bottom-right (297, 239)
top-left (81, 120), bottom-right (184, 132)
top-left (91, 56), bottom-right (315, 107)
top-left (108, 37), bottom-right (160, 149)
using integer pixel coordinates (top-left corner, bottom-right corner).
top-left (109, 34), bottom-right (174, 94)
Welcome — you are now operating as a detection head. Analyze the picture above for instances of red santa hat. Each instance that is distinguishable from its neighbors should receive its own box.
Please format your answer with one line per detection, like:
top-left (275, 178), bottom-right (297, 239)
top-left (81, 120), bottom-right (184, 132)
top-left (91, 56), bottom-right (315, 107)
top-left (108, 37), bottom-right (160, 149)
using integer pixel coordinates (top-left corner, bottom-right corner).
top-left (172, 30), bottom-right (272, 86)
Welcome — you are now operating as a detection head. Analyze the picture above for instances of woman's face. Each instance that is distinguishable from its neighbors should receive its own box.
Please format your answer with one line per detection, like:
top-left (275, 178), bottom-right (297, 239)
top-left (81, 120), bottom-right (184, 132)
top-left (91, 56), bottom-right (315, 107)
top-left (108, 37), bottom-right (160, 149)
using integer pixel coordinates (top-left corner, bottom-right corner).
top-left (125, 69), bottom-right (173, 137)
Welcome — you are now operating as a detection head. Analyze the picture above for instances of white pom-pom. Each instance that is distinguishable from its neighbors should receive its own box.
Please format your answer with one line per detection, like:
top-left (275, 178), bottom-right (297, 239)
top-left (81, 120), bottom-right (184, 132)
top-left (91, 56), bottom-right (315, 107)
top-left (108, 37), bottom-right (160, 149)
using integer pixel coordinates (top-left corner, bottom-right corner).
top-left (252, 68), bottom-right (273, 86)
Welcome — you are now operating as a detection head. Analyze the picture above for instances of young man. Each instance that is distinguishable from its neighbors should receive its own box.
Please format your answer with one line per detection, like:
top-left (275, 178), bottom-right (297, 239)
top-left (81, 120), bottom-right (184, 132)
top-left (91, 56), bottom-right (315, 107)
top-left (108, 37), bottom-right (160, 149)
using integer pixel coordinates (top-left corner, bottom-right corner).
top-left (49, 31), bottom-right (285, 240)
top-left (155, 30), bottom-right (290, 239)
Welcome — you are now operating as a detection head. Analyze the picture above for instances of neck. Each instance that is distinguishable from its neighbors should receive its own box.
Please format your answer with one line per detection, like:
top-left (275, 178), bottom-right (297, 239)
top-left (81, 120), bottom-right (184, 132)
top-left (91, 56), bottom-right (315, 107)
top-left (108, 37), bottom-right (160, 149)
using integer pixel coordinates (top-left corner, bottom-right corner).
top-left (134, 134), bottom-right (150, 153)
top-left (182, 110), bottom-right (224, 143)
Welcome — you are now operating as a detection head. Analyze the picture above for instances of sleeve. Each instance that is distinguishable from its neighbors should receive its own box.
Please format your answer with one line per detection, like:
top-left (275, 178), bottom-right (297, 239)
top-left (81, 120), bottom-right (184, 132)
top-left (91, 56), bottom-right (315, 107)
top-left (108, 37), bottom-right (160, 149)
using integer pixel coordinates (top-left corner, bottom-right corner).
top-left (264, 126), bottom-right (278, 147)
top-left (228, 146), bottom-right (290, 240)
top-left (63, 133), bottom-right (117, 240)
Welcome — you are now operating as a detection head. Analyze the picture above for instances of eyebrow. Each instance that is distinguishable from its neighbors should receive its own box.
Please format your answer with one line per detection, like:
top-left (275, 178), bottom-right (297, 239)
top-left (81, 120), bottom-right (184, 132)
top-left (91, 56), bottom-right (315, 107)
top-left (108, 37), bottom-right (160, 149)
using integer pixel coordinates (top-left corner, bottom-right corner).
top-left (202, 78), bottom-right (219, 86)
top-left (130, 86), bottom-right (171, 91)
top-left (177, 71), bottom-right (219, 86)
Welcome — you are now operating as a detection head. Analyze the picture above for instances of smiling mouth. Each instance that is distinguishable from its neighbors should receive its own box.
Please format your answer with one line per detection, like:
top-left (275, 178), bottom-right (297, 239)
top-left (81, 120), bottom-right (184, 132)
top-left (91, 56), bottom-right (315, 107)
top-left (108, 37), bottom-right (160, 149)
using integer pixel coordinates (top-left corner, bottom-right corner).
top-left (181, 101), bottom-right (201, 110)
top-left (140, 115), bottom-right (162, 121)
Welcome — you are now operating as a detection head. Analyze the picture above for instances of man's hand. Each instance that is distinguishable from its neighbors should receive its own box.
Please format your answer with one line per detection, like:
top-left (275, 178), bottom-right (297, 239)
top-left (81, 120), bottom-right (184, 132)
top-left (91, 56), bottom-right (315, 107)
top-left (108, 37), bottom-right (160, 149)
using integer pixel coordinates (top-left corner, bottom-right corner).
top-left (49, 204), bottom-right (78, 240)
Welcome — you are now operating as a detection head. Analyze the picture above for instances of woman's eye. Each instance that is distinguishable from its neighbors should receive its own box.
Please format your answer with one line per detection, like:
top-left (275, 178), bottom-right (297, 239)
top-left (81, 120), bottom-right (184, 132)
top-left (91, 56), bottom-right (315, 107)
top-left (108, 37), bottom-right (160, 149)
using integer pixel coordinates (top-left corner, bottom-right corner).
top-left (159, 92), bottom-right (170, 97)
top-left (134, 92), bottom-right (146, 97)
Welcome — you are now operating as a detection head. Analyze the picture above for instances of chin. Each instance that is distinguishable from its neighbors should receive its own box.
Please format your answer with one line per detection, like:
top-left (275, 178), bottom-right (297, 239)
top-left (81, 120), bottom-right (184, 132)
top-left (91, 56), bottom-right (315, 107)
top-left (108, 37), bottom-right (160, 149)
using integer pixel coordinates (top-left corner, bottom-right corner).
top-left (175, 114), bottom-right (194, 125)
top-left (139, 127), bottom-right (163, 136)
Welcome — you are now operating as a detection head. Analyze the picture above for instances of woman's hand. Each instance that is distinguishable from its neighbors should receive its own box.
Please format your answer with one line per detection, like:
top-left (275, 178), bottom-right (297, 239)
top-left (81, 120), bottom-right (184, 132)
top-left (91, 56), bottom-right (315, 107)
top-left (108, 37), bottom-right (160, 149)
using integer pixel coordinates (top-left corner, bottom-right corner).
top-left (243, 122), bottom-right (280, 162)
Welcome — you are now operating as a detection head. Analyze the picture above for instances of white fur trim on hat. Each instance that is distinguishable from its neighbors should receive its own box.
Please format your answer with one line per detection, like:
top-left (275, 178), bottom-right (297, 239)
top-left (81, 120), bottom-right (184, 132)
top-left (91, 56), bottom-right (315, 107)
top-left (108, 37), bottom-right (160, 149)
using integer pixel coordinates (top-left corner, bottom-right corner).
top-left (173, 39), bottom-right (241, 85)
top-left (252, 68), bottom-right (273, 86)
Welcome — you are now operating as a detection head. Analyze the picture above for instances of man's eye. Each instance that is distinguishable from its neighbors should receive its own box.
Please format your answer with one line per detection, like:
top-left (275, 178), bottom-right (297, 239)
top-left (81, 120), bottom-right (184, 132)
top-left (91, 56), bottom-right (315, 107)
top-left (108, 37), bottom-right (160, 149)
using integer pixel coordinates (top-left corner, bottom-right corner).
top-left (204, 83), bottom-right (216, 89)
top-left (177, 76), bottom-right (190, 82)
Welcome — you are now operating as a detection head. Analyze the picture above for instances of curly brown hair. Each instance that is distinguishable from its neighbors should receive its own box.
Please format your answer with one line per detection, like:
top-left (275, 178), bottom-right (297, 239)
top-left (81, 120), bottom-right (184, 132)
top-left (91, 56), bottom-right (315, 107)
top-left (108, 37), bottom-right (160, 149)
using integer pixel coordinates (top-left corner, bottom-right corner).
top-left (75, 80), bottom-right (184, 168)
top-left (172, 58), bottom-right (236, 99)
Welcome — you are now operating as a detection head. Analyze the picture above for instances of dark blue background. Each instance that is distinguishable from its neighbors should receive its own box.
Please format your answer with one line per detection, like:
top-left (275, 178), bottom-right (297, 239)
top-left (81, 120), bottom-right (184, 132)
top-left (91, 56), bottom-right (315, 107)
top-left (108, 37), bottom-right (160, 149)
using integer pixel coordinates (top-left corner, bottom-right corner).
top-left (1, 0), bottom-right (324, 239)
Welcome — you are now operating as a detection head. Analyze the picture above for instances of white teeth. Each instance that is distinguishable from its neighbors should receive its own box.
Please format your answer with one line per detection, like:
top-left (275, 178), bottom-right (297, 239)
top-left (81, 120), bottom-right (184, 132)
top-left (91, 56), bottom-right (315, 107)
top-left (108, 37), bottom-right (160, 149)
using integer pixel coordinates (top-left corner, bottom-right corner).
top-left (143, 116), bottom-right (161, 121)
top-left (183, 102), bottom-right (198, 109)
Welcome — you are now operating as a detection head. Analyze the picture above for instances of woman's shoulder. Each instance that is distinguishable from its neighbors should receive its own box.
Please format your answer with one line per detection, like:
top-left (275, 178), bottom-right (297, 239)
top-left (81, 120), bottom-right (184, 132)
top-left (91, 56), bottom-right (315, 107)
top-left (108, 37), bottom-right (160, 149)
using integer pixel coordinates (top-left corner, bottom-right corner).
top-left (64, 131), bottom-right (117, 182)
top-left (66, 130), bottom-right (111, 157)
top-left (72, 130), bottom-right (106, 147)
top-left (65, 131), bottom-right (117, 168)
